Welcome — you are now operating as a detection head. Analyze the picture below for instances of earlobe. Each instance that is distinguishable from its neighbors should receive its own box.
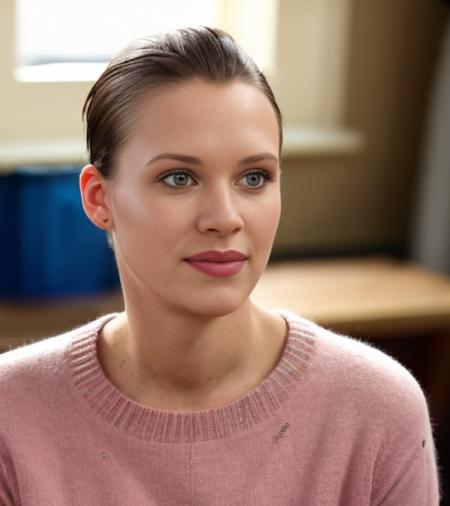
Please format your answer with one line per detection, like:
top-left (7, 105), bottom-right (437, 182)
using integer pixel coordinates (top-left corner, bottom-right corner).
top-left (79, 164), bottom-right (112, 230)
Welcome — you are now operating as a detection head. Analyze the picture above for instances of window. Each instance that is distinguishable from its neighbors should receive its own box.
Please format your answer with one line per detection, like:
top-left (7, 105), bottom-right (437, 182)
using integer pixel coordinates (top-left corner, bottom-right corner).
top-left (1, 0), bottom-right (354, 146)
top-left (14, 0), bottom-right (277, 82)
top-left (15, 0), bottom-right (219, 81)
top-left (0, 0), bottom-right (278, 142)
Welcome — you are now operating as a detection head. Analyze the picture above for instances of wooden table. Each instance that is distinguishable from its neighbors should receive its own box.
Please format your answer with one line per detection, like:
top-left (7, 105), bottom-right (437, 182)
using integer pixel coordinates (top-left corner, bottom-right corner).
top-left (252, 255), bottom-right (450, 337)
top-left (1, 255), bottom-right (449, 422)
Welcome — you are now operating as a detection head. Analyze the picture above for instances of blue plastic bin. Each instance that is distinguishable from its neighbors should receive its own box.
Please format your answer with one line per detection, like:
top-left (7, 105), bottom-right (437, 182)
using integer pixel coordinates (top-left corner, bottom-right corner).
top-left (0, 174), bottom-right (20, 295)
top-left (0, 165), bottom-right (120, 298)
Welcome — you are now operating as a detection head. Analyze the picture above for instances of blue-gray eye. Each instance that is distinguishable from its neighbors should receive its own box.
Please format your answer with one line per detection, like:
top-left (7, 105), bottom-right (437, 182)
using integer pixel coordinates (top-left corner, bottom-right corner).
top-left (161, 171), bottom-right (193, 187)
top-left (241, 171), bottom-right (273, 188)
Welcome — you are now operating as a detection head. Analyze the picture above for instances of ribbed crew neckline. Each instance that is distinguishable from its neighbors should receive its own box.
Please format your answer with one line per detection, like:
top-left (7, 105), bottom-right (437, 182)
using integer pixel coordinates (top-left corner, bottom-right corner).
top-left (69, 309), bottom-right (315, 443)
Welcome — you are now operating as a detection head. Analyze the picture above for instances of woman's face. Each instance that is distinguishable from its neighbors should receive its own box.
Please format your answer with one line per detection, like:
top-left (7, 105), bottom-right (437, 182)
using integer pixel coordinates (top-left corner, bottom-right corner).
top-left (105, 79), bottom-right (281, 317)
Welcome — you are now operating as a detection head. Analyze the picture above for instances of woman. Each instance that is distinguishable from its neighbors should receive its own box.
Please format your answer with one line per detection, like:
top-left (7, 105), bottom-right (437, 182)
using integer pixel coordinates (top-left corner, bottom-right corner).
top-left (0, 27), bottom-right (440, 505)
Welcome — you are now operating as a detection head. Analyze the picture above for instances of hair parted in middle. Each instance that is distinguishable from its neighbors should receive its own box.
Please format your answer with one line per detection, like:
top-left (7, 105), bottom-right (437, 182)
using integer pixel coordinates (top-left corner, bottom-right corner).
top-left (82, 26), bottom-right (283, 179)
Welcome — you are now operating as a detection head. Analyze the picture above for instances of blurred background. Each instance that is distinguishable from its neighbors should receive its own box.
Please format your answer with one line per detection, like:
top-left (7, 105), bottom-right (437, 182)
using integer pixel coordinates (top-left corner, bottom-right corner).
top-left (0, 0), bottom-right (449, 502)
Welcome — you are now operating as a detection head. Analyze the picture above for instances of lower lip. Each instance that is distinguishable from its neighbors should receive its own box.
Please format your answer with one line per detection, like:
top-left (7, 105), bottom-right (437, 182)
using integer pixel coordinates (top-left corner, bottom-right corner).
top-left (185, 260), bottom-right (246, 277)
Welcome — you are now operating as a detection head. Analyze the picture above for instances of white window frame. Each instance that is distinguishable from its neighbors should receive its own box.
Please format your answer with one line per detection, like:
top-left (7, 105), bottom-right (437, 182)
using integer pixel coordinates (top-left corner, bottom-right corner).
top-left (0, 0), bottom-right (353, 147)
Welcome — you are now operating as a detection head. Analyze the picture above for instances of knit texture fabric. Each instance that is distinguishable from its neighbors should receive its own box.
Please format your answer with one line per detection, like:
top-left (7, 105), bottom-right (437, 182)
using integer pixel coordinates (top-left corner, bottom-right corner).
top-left (0, 309), bottom-right (440, 505)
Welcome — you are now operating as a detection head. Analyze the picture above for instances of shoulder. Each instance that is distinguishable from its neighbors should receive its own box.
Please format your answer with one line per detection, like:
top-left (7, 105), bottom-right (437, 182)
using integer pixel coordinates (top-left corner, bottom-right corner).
top-left (0, 314), bottom-right (117, 407)
top-left (0, 331), bottom-right (70, 389)
top-left (282, 308), bottom-right (438, 499)
top-left (1, 321), bottom-right (84, 378)
top-left (280, 309), bottom-right (430, 429)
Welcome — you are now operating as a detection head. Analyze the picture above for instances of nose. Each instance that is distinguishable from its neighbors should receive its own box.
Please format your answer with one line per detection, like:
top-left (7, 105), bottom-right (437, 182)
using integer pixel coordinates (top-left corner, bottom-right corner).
top-left (196, 184), bottom-right (244, 235)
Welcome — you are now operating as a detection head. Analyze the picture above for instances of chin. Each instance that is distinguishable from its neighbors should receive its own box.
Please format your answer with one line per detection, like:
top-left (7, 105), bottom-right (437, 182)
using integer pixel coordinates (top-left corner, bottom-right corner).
top-left (175, 294), bottom-right (251, 319)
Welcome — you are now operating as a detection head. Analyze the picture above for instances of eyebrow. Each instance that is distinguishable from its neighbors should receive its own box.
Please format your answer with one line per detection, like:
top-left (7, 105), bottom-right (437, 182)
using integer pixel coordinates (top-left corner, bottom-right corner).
top-left (146, 152), bottom-right (279, 166)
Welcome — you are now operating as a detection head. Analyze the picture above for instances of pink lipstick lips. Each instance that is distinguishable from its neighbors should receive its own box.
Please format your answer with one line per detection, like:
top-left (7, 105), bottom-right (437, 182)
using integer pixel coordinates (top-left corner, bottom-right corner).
top-left (184, 250), bottom-right (247, 277)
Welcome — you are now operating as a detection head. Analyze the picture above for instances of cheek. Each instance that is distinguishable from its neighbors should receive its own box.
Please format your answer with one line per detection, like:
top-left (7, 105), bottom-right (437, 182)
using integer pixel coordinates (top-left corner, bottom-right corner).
top-left (245, 196), bottom-right (281, 253)
top-left (259, 192), bottom-right (282, 232)
top-left (113, 190), bottom-right (187, 249)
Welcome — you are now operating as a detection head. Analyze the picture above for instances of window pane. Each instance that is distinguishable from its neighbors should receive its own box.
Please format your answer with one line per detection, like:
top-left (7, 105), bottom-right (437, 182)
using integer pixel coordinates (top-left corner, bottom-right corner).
top-left (16, 0), bottom-right (219, 66)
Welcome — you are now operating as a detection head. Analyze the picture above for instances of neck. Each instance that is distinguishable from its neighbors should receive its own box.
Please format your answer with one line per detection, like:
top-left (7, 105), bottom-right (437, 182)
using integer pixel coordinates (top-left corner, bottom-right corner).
top-left (98, 298), bottom-right (287, 410)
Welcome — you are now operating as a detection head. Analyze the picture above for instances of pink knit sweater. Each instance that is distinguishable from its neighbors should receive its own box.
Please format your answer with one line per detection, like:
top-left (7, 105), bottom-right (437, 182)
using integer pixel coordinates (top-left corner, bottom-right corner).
top-left (0, 309), bottom-right (440, 505)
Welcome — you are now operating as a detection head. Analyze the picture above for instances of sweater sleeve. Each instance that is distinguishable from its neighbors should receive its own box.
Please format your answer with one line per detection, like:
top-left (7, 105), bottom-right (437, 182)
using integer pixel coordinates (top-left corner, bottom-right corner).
top-left (370, 372), bottom-right (441, 506)
top-left (0, 441), bottom-right (18, 506)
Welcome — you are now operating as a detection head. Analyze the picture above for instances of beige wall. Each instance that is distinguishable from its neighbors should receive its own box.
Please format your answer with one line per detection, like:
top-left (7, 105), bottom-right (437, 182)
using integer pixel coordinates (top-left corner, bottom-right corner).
top-left (0, 0), bottom-right (93, 140)
top-left (273, 0), bottom-right (448, 256)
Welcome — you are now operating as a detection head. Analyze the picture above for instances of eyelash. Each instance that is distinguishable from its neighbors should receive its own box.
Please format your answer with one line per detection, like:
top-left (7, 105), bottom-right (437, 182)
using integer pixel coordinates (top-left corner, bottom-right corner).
top-left (158, 169), bottom-right (274, 190)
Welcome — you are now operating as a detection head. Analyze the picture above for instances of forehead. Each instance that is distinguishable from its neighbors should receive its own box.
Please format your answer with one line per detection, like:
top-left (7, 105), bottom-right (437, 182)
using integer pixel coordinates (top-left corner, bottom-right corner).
top-left (121, 79), bottom-right (279, 161)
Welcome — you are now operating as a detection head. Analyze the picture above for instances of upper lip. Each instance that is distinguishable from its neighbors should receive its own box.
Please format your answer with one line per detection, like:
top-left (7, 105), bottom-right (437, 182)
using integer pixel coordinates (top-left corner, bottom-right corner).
top-left (185, 250), bottom-right (248, 262)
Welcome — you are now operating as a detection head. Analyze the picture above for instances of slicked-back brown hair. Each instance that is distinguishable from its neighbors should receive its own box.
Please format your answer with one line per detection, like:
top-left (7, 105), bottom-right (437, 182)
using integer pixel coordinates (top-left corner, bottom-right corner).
top-left (82, 26), bottom-right (283, 179)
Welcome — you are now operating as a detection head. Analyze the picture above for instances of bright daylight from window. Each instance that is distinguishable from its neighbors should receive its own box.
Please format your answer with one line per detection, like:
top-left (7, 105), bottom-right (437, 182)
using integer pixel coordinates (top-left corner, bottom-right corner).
top-left (15, 0), bottom-right (219, 81)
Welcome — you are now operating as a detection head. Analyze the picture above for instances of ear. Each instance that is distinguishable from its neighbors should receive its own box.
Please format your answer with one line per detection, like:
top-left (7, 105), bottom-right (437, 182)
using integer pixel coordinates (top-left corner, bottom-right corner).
top-left (79, 164), bottom-right (112, 230)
